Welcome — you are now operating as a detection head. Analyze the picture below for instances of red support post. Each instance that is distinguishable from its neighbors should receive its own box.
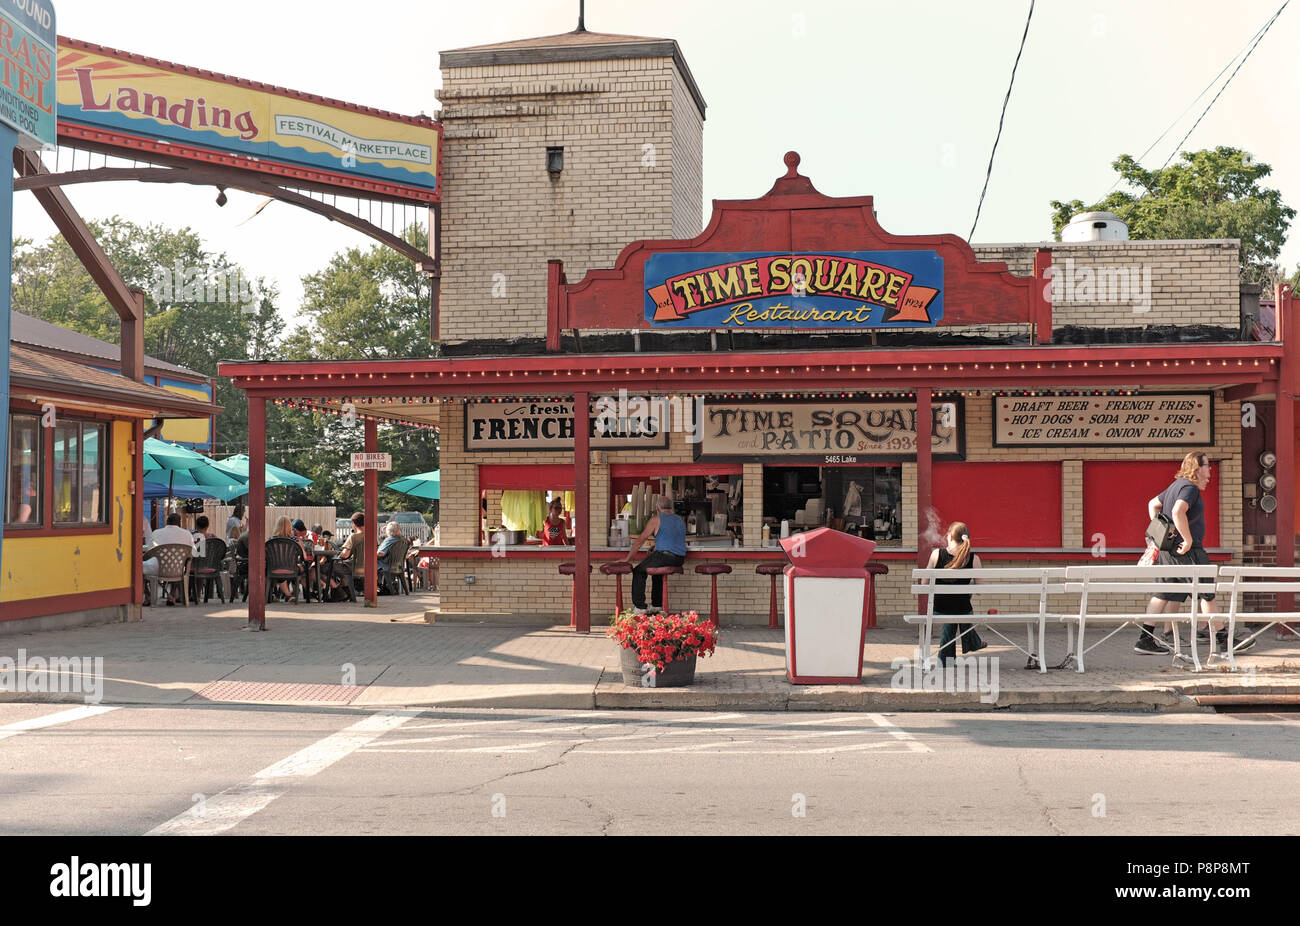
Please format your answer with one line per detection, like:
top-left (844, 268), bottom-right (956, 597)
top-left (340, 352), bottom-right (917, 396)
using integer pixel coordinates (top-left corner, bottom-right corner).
top-left (916, 389), bottom-right (933, 615)
top-left (248, 396), bottom-right (267, 630)
top-left (1276, 283), bottom-right (1296, 622)
top-left (574, 390), bottom-right (591, 632)
top-left (1033, 248), bottom-right (1053, 344)
top-left (364, 418), bottom-right (378, 607)
top-left (547, 260), bottom-right (566, 353)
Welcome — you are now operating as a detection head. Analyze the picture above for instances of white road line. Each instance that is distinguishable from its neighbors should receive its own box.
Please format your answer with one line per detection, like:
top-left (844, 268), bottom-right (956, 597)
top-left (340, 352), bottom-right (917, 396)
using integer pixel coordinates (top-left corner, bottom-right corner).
top-left (866, 713), bottom-right (932, 753)
top-left (0, 705), bottom-right (117, 741)
top-left (452, 740), bottom-right (578, 753)
top-left (146, 709), bottom-right (422, 836)
top-left (363, 734), bottom-right (477, 747)
top-left (397, 713), bottom-right (613, 732)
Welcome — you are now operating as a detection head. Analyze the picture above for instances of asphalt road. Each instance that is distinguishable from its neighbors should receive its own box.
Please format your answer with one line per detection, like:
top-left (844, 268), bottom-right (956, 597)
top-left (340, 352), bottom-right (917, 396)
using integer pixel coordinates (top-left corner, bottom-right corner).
top-left (2, 702), bottom-right (1297, 836)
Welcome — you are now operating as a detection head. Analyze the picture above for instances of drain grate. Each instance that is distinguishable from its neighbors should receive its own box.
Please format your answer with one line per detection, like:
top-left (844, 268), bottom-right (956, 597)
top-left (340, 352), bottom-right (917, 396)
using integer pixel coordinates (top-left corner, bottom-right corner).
top-left (194, 681), bottom-right (364, 703)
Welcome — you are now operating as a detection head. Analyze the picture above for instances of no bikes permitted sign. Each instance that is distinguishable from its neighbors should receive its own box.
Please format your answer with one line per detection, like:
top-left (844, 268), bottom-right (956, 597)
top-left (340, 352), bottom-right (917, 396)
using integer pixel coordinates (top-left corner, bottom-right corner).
top-left (350, 453), bottom-right (392, 471)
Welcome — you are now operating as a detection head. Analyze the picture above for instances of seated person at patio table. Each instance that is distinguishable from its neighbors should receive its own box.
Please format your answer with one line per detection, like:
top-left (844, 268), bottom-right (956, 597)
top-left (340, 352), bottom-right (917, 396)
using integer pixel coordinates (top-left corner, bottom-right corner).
top-left (320, 530), bottom-right (335, 550)
top-left (270, 516), bottom-right (305, 600)
top-left (144, 512), bottom-right (202, 605)
top-left (376, 522), bottom-right (404, 592)
top-left (332, 512), bottom-right (366, 594)
top-left (190, 515), bottom-right (212, 559)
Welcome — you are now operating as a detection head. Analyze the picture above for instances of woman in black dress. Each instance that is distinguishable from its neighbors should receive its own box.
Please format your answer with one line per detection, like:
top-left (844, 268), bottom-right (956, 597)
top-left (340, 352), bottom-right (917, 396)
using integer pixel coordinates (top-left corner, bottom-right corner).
top-left (925, 520), bottom-right (987, 665)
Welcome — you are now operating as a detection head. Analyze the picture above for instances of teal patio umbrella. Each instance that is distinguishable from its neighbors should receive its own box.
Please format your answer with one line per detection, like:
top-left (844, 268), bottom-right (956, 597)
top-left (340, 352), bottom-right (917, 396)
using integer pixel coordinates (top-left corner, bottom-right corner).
top-left (386, 470), bottom-right (440, 500)
top-left (211, 453), bottom-right (313, 488)
top-left (141, 438), bottom-right (249, 501)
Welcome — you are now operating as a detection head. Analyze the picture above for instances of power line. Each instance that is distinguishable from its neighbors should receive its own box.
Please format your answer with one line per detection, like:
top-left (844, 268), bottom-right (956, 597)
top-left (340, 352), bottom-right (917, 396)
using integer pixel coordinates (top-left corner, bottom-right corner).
top-left (970, 0), bottom-right (1035, 240)
top-left (1156, 0), bottom-right (1289, 174)
top-left (1097, 18), bottom-right (1272, 202)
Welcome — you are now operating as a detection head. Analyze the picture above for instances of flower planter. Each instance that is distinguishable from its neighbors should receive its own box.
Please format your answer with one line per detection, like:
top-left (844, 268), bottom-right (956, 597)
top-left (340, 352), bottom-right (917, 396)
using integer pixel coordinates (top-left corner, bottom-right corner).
top-left (618, 645), bottom-right (698, 688)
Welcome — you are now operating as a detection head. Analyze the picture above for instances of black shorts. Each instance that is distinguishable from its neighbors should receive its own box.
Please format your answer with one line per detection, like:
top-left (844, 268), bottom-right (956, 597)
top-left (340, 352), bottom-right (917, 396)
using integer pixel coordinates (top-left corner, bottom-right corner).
top-left (1154, 546), bottom-right (1215, 603)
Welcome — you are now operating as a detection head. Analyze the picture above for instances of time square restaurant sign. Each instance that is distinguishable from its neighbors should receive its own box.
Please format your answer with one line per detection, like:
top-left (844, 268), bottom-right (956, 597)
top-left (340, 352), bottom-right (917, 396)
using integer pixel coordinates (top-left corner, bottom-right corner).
top-left (644, 251), bottom-right (944, 329)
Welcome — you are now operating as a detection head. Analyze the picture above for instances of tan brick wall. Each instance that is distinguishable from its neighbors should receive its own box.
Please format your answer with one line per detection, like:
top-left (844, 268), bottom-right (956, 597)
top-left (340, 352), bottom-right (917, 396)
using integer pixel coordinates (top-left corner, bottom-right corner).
top-left (437, 54), bottom-right (704, 342)
top-left (438, 554), bottom-right (788, 623)
top-left (971, 240), bottom-right (1239, 329)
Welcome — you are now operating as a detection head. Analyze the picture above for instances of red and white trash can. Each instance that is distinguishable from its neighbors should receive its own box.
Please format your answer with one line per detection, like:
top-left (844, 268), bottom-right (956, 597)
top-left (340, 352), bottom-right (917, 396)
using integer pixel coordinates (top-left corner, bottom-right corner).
top-left (780, 527), bottom-right (878, 684)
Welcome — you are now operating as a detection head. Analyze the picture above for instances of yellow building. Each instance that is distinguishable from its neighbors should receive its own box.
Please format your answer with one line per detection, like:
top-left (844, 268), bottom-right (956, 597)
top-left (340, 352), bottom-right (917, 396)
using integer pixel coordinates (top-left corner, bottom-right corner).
top-left (4, 335), bottom-right (216, 629)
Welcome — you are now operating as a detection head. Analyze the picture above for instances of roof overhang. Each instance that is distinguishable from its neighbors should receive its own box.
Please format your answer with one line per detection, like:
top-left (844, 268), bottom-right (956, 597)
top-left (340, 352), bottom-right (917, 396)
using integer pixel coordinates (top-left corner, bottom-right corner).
top-left (221, 341), bottom-right (1281, 424)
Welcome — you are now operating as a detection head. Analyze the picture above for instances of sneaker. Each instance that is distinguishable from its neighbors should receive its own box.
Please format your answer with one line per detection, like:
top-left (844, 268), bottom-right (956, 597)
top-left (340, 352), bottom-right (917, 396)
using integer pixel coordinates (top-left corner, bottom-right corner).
top-left (1216, 631), bottom-right (1256, 653)
top-left (1135, 631), bottom-right (1172, 654)
top-left (631, 606), bottom-right (648, 616)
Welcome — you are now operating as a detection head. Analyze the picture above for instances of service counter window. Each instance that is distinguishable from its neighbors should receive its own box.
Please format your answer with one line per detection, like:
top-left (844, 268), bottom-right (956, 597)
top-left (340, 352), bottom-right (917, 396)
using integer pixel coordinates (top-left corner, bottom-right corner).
top-left (478, 464), bottom-right (575, 546)
top-left (5, 414), bottom-right (42, 527)
top-left (609, 464), bottom-right (742, 545)
top-left (762, 464), bottom-right (902, 543)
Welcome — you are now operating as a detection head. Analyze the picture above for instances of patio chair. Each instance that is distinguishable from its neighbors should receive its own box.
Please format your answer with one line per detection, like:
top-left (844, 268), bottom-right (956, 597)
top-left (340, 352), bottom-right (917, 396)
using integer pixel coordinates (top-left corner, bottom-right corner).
top-left (146, 543), bottom-right (193, 607)
top-left (229, 553), bottom-right (249, 602)
top-left (379, 538), bottom-right (411, 595)
top-left (326, 555), bottom-right (358, 603)
top-left (266, 537), bottom-right (306, 603)
top-left (192, 538), bottom-right (228, 603)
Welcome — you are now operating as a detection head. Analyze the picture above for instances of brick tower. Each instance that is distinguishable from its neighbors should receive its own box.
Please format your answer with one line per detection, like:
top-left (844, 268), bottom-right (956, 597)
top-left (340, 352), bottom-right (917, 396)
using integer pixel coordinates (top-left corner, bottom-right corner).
top-left (436, 27), bottom-right (706, 344)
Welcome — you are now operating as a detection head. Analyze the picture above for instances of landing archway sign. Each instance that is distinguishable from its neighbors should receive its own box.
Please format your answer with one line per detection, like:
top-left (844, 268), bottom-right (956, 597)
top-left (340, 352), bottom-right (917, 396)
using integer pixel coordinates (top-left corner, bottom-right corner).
top-left (2, 18), bottom-right (442, 607)
top-left (0, 0), bottom-right (57, 580)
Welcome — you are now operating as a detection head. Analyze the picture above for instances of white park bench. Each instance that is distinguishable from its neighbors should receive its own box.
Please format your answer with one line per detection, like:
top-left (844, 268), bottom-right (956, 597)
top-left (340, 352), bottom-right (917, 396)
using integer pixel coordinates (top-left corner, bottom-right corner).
top-left (1216, 566), bottom-right (1300, 671)
top-left (906, 567), bottom-right (1070, 673)
top-left (1062, 564), bottom-right (1219, 672)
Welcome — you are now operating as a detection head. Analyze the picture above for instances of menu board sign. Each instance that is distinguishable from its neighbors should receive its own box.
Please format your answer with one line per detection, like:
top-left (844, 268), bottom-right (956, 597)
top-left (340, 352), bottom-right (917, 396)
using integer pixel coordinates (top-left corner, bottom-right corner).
top-left (694, 400), bottom-right (963, 463)
top-left (465, 400), bottom-right (669, 451)
top-left (993, 393), bottom-right (1212, 446)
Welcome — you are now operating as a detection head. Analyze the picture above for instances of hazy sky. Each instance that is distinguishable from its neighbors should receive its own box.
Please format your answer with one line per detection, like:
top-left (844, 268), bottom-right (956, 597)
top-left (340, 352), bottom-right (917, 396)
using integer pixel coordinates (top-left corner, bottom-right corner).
top-left (15, 0), bottom-right (1300, 322)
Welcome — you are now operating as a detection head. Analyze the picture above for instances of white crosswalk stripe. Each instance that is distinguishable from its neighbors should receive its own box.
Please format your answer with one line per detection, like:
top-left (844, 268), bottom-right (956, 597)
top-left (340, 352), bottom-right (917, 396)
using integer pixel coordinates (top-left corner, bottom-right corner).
top-left (147, 708), bottom-right (423, 835)
top-left (0, 705), bottom-right (117, 741)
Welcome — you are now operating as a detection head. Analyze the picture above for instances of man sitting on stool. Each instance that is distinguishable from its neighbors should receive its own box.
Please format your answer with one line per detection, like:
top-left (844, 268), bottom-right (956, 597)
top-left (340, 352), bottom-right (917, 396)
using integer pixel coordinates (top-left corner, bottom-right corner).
top-left (624, 496), bottom-right (686, 615)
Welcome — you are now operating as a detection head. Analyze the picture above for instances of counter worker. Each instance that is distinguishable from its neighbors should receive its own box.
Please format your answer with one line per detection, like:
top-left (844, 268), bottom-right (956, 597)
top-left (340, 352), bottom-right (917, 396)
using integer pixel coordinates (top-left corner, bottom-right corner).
top-left (539, 498), bottom-right (573, 545)
top-left (624, 496), bottom-right (687, 615)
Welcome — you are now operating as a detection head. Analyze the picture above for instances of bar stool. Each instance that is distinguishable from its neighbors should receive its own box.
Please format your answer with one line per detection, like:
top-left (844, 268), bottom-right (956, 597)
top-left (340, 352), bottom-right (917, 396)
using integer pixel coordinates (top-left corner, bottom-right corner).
top-left (756, 563), bottom-right (784, 629)
top-left (865, 562), bottom-right (889, 630)
top-left (645, 564), bottom-right (684, 614)
top-left (558, 562), bottom-right (592, 628)
top-left (694, 562), bottom-right (732, 626)
top-left (599, 561), bottom-right (633, 617)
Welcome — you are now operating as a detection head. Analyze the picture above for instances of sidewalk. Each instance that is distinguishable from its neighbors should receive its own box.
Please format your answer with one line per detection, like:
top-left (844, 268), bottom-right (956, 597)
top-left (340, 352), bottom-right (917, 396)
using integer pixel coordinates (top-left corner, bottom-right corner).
top-left (1, 593), bottom-right (1298, 711)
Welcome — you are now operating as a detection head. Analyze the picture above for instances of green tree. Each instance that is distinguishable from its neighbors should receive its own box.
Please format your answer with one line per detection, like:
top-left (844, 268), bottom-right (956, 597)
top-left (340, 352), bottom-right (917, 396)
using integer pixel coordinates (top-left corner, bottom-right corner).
top-left (271, 224), bottom-right (440, 515)
top-left (12, 217), bottom-right (281, 447)
top-left (283, 224), bottom-right (435, 361)
top-left (1050, 147), bottom-right (1295, 283)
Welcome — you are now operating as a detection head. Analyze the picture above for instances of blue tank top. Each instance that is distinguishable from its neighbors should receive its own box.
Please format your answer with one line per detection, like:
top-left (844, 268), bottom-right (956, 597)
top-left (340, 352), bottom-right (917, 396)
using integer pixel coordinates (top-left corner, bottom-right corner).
top-left (654, 512), bottom-right (687, 555)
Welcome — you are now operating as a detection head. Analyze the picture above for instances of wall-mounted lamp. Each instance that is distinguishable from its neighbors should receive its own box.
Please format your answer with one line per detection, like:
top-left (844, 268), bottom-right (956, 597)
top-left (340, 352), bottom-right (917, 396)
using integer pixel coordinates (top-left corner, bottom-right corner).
top-left (546, 146), bottom-right (564, 178)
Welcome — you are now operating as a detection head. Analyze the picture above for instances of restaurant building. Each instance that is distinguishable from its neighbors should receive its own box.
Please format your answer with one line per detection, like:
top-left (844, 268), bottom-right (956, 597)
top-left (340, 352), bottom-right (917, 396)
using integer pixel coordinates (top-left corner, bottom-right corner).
top-left (220, 27), bottom-right (1296, 631)
top-left (4, 315), bottom-right (218, 628)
